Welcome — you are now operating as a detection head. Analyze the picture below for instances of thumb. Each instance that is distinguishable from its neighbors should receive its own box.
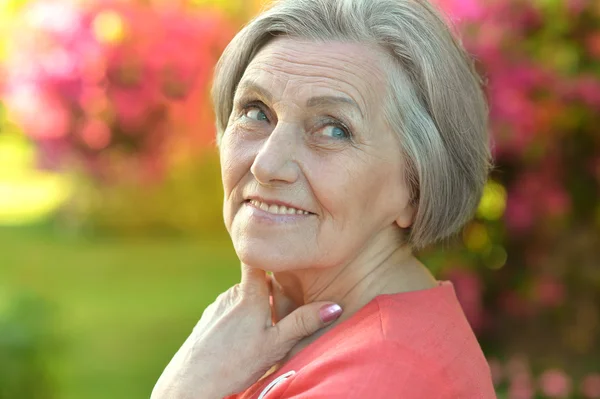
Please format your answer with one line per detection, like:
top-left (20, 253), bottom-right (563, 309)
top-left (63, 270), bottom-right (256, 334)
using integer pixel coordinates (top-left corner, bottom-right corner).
top-left (274, 302), bottom-right (343, 344)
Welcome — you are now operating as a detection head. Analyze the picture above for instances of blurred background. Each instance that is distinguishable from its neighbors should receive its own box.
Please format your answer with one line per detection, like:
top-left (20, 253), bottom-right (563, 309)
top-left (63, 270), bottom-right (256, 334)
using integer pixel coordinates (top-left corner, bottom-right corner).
top-left (0, 0), bottom-right (598, 398)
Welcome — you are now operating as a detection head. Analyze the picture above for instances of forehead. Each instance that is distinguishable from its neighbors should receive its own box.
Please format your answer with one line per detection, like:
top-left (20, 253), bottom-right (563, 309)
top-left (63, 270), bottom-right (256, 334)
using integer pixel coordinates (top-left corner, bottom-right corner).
top-left (239, 38), bottom-right (389, 113)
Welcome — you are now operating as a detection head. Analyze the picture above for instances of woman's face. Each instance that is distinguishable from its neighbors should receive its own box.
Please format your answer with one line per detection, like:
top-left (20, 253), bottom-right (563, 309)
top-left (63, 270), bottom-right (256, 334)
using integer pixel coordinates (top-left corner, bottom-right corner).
top-left (220, 38), bottom-right (414, 272)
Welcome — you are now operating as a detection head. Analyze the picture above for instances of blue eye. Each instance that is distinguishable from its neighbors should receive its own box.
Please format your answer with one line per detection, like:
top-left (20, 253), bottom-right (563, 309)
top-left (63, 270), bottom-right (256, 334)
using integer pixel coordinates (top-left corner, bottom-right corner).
top-left (321, 125), bottom-right (349, 139)
top-left (244, 107), bottom-right (268, 122)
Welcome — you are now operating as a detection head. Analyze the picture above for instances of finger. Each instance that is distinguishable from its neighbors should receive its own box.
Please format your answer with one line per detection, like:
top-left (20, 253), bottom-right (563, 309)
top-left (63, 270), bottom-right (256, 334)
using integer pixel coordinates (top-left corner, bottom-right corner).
top-left (268, 275), bottom-right (277, 326)
top-left (240, 263), bottom-right (269, 297)
top-left (274, 302), bottom-right (343, 344)
top-left (268, 274), bottom-right (298, 323)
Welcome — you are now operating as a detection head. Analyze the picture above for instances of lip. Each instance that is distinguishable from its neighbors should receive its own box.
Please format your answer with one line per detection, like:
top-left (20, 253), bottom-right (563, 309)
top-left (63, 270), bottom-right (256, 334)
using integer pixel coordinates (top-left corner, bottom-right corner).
top-left (244, 195), bottom-right (313, 214)
top-left (243, 202), bottom-right (313, 224)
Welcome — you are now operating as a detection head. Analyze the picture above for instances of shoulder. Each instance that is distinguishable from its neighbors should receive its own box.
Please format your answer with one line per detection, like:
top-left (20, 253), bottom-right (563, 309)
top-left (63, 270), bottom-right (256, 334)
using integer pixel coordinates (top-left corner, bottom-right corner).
top-left (373, 286), bottom-right (496, 398)
top-left (271, 337), bottom-right (494, 399)
top-left (272, 283), bottom-right (496, 398)
top-left (375, 282), bottom-right (485, 362)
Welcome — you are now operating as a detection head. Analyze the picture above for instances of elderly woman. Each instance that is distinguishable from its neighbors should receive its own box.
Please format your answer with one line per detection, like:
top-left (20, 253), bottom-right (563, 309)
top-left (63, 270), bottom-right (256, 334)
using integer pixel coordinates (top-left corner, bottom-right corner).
top-left (152, 0), bottom-right (495, 397)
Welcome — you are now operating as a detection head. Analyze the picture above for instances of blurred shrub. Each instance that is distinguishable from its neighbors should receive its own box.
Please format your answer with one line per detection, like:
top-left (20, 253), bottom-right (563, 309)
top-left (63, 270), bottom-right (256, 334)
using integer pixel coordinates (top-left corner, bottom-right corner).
top-left (425, 0), bottom-right (600, 394)
top-left (0, 0), bottom-right (235, 179)
top-left (59, 150), bottom-right (226, 237)
top-left (0, 0), bottom-right (247, 233)
top-left (0, 293), bottom-right (57, 399)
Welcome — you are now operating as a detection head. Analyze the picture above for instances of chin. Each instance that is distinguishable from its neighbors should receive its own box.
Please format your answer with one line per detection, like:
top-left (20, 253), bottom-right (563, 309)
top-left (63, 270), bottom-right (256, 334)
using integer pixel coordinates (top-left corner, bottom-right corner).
top-left (232, 236), bottom-right (310, 272)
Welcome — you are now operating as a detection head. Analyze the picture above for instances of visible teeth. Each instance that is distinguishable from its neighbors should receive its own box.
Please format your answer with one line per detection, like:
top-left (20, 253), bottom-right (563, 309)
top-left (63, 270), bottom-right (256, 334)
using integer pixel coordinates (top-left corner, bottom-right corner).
top-left (248, 200), bottom-right (308, 215)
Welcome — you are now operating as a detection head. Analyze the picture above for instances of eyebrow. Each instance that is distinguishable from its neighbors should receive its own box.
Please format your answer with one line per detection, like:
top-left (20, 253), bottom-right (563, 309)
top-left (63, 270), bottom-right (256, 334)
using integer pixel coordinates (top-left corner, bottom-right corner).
top-left (236, 81), bottom-right (364, 118)
top-left (306, 95), bottom-right (364, 118)
top-left (236, 82), bottom-right (273, 104)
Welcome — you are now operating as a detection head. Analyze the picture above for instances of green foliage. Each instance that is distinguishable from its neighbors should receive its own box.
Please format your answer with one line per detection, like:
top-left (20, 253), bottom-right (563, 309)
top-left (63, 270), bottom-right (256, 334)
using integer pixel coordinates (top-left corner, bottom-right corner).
top-left (0, 293), bottom-right (57, 399)
top-left (0, 228), bottom-right (239, 399)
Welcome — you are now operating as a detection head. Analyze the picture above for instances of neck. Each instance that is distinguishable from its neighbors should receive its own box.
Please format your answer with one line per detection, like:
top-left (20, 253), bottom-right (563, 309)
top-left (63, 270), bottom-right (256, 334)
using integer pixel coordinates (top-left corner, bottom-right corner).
top-left (269, 229), bottom-right (437, 368)
top-left (272, 229), bottom-right (437, 326)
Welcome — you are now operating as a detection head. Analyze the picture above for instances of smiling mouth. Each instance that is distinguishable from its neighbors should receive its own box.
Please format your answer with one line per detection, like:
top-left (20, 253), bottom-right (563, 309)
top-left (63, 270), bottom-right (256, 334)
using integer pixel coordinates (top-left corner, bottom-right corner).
top-left (245, 199), bottom-right (312, 215)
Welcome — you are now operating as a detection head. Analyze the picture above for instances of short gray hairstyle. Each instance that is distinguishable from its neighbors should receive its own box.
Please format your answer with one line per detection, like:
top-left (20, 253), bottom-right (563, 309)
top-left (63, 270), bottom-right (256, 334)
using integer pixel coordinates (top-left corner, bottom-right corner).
top-left (211, 0), bottom-right (492, 249)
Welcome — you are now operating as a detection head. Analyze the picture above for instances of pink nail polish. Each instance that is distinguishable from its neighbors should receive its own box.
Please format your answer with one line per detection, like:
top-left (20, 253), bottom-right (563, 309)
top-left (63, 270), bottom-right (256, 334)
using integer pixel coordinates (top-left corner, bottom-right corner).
top-left (319, 303), bottom-right (343, 323)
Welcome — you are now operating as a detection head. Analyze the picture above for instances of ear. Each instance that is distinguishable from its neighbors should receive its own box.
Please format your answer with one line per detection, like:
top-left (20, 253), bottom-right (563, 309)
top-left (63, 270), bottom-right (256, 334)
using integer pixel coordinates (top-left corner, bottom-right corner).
top-left (395, 202), bottom-right (416, 229)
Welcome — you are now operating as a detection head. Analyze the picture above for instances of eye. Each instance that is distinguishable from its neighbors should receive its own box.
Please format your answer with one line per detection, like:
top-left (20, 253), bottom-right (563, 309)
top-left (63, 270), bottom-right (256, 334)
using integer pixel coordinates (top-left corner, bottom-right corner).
top-left (319, 124), bottom-right (350, 140)
top-left (243, 105), bottom-right (269, 122)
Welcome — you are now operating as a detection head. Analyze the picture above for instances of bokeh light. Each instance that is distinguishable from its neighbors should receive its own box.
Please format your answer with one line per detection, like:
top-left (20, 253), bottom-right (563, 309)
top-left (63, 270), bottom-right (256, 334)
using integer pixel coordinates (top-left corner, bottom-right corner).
top-left (477, 180), bottom-right (507, 221)
top-left (92, 10), bottom-right (126, 45)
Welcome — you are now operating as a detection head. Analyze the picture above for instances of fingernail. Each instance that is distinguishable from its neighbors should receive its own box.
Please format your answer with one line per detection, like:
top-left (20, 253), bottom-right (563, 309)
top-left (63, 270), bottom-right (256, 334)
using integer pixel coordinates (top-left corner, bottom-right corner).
top-left (319, 303), bottom-right (343, 323)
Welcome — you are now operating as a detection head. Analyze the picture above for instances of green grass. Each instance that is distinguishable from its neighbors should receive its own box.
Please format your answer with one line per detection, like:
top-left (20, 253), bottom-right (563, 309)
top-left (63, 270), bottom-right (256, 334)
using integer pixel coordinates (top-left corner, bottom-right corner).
top-left (0, 227), bottom-right (240, 399)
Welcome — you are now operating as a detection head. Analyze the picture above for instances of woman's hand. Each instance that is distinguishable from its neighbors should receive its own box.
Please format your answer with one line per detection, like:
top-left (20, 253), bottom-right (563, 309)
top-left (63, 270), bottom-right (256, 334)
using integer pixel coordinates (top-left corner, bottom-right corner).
top-left (150, 264), bottom-right (343, 399)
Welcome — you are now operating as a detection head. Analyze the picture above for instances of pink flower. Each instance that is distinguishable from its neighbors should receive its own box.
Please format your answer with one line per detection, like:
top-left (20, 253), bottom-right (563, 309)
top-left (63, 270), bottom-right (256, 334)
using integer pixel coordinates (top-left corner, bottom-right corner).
top-left (79, 118), bottom-right (111, 150)
top-left (0, 0), bottom-right (236, 182)
top-left (505, 194), bottom-right (534, 233)
top-left (5, 86), bottom-right (71, 139)
top-left (539, 369), bottom-right (572, 398)
top-left (543, 187), bottom-right (571, 218)
top-left (25, 1), bottom-right (82, 39)
top-left (566, 0), bottom-right (588, 15)
top-left (445, 269), bottom-right (484, 331)
top-left (39, 48), bottom-right (78, 82)
top-left (487, 357), bottom-right (504, 386)
top-left (509, 373), bottom-right (534, 399)
top-left (109, 86), bottom-right (160, 133)
top-left (534, 276), bottom-right (565, 308)
top-left (469, 22), bottom-right (505, 63)
top-left (434, 0), bottom-right (484, 22)
top-left (505, 356), bottom-right (534, 399)
top-left (36, 139), bottom-right (70, 170)
top-left (575, 76), bottom-right (600, 110)
top-left (581, 374), bottom-right (600, 399)
top-left (79, 86), bottom-right (109, 116)
top-left (586, 33), bottom-right (600, 59)
top-left (506, 355), bottom-right (531, 377)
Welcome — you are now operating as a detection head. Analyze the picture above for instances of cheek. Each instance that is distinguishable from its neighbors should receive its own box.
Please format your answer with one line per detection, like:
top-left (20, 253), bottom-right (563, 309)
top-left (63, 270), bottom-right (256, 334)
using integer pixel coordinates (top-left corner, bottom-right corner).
top-left (219, 145), bottom-right (236, 196)
top-left (220, 134), bottom-right (253, 195)
top-left (220, 134), bottom-right (256, 228)
top-left (310, 155), bottom-right (404, 228)
top-left (309, 155), bottom-right (371, 213)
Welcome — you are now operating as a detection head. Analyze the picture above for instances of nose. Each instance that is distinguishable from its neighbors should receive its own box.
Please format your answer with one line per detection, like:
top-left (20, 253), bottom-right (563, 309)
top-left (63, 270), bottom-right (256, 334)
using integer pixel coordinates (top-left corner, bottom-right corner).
top-left (250, 123), bottom-right (300, 185)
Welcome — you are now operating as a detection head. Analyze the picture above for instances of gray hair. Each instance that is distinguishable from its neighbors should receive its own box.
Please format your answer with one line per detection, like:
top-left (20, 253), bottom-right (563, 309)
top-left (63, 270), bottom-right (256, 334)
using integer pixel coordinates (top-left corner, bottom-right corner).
top-left (211, 0), bottom-right (492, 249)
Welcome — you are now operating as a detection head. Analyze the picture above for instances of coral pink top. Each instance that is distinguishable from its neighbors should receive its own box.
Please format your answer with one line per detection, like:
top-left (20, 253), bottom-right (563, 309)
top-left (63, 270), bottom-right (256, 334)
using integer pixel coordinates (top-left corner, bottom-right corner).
top-left (225, 281), bottom-right (496, 399)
